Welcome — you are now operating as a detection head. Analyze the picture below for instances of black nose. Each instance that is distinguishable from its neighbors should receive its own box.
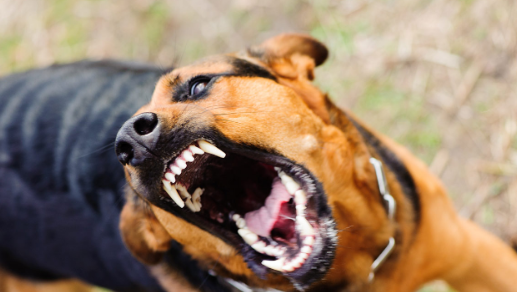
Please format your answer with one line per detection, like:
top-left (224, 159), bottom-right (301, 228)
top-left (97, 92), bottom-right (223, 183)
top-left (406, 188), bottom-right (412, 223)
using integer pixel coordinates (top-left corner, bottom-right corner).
top-left (115, 112), bottom-right (160, 166)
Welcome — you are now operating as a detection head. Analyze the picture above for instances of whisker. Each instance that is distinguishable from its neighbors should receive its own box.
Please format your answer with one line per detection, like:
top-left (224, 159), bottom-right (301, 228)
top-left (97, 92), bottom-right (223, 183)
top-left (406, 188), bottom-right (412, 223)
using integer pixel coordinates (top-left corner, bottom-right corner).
top-left (72, 142), bottom-right (116, 160)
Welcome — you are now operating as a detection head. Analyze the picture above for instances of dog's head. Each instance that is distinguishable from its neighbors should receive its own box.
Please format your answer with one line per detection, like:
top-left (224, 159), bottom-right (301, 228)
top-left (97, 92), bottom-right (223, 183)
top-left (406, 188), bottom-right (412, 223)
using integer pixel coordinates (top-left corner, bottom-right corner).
top-left (116, 34), bottom-right (395, 291)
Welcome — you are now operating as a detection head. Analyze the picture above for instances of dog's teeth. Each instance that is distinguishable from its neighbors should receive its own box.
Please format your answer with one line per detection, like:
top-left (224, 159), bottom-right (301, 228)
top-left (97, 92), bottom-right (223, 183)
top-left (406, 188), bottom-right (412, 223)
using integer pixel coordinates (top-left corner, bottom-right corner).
top-left (192, 188), bottom-right (203, 201)
top-left (290, 258), bottom-right (303, 269)
top-left (274, 167), bottom-right (281, 172)
top-left (192, 188), bottom-right (203, 211)
top-left (175, 158), bottom-right (187, 169)
top-left (170, 165), bottom-right (182, 175)
top-left (232, 214), bottom-right (241, 222)
top-left (251, 241), bottom-right (266, 253)
top-left (264, 245), bottom-right (283, 257)
top-left (175, 184), bottom-right (191, 199)
top-left (237, 228), bottom-right (258, 245)
top-left (185, 198), bottom-right (197, 212)
top-left (198, 140), bottom-right (226, 158)
top-left (189, 145), bottom-right (205, 155)
top-left (303, 236), bottom-right (315, 246)
top-left (164, 172), bottom-right (176, 183)
top-left (279, 172), bottom-right (300, 194)
top-left (236, 217), bottom-right (246, 229)
top-left (283, 262), bottom-right (295, 272)
top-left (162, 180), bottom-right (184, 208)
top-left (297, 216), bottom-right (315, 236)
top-left (300, 252), bottom-right (309, 260)
top-left (296, 204), bottom-right (306, 212)
top-left (275, 246), bottom-right (285, 256)
top-left (182, 150), bottom-right (194, 162)
top-left (264, 245), bottom-right (277, 256)
top-left (294, 190), bottom-right (307, 205)
top-left (301, 246), bottom-right (312, 254)
top-left (261, 257), bottom-right (285, 272)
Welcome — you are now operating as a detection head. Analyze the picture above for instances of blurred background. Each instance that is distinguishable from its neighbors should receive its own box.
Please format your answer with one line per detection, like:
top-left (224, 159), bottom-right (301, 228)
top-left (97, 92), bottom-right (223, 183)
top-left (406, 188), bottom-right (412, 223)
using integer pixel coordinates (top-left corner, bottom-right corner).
top-left (1, 0), bottom-right (516, 291)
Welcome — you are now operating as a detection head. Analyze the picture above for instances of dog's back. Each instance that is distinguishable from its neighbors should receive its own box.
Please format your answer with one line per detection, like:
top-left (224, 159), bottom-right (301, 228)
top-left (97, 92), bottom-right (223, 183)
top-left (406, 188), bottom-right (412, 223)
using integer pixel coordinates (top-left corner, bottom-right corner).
top-left (0, 61), bottom-right (165, 291)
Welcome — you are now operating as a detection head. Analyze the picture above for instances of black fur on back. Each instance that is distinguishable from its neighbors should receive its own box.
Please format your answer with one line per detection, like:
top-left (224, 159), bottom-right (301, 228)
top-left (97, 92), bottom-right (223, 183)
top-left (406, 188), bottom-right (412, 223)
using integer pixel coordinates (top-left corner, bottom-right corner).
top-left (0, 61), bottom-right (229, 292)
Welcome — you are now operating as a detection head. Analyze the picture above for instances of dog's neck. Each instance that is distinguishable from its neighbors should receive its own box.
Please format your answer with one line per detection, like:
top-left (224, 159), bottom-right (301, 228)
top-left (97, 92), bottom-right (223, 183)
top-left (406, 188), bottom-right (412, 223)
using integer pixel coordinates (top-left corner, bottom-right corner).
top-left (323, 97), bottom-right (517, 292)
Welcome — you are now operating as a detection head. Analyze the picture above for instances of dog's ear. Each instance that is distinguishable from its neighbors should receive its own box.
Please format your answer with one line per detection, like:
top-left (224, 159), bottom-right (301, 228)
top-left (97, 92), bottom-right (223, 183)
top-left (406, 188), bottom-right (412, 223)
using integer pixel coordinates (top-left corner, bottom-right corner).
top-left (249, 33), bottom-right (328, 80)
top-left (120, 194), bottom-right (172, 265)
top-left (244, 34), bottom-right (331, 122)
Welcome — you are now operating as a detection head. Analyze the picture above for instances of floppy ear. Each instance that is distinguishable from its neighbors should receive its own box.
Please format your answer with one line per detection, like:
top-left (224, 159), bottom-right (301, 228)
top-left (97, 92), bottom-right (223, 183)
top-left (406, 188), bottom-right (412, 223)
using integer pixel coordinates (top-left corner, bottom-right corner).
top-left (246, 33), bottom-right (331, 123)
top-left (249, 33), bottom-right (328, 80)
top-left (120, 192), bottom-right (172, 265)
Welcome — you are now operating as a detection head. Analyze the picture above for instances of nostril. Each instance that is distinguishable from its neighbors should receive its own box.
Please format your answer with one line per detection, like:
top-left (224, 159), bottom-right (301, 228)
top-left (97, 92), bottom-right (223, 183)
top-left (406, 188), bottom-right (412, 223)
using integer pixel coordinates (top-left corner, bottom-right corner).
top-left (116, 141), bottom-right (134, 165)
top-left (133, 113), bottom-right (158, 135)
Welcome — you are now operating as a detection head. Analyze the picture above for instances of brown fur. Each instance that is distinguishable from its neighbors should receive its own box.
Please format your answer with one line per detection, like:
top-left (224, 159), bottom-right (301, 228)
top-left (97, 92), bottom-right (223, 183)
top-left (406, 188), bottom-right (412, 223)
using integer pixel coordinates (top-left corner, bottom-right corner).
top-left (120, 34), bottom-right (517, 291)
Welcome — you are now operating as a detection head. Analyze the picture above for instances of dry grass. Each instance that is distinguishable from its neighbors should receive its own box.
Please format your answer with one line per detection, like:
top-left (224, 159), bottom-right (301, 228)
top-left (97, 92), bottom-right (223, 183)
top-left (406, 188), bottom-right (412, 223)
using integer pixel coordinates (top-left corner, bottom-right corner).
top-left (1, 0), bottom-right (516, 291)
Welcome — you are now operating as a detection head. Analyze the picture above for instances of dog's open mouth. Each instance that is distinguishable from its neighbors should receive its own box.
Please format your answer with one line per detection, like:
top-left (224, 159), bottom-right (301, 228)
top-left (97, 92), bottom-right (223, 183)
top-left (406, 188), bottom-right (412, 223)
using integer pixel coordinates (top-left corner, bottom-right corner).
top-left (157, 139), bottom-right (336, 287)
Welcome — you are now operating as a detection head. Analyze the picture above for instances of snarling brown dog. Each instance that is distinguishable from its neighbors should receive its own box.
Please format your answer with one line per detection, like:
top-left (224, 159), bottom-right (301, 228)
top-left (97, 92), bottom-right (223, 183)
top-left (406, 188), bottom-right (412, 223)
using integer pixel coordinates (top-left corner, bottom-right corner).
top-left (115, 34), bottom-right (517, 292)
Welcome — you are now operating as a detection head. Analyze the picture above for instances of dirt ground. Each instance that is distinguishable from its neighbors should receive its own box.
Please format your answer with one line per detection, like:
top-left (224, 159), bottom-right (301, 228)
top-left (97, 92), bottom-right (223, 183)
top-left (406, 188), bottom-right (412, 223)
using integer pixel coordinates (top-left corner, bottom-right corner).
top-left (1, 0), bottom-right (516, 291)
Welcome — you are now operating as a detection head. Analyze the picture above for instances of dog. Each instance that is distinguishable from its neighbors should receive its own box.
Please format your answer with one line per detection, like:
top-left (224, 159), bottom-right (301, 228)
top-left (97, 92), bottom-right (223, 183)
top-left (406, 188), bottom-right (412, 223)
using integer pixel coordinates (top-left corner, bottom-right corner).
top-left (1, 34), bottom-right (516, 292)
top-left (115, 34), bottom-right (517, 292)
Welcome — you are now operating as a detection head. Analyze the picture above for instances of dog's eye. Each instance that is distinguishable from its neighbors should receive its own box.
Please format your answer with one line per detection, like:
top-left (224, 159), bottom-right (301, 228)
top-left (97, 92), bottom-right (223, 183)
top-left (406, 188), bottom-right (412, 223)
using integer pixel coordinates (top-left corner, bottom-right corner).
top-left (191, 81), bottom-right (206, 95)
top-left (189, 77), bottom-right (211, 96)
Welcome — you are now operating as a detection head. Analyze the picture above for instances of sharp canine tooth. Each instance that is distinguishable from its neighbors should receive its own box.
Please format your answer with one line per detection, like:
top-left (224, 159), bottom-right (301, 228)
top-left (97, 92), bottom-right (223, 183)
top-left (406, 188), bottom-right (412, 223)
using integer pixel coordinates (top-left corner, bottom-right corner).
top-left (162, 180), bottom-right (184, 208)
top-left (164, 173), bottom-right (176, 183)
top-left (274, 167), bottom-right (281, 172)
top-left (294, 190), bottom-right (307, 205)
top-left (185, 198), bottom-right (197, 212)
top-left (182, 151), bottom-right (194, 162)
top-left (262, 257), bottom-right (285, 272)
top-left (237, 228), bottom-right (258, 245)
top-left (175, 184), bottom-right (191, 199)
top-left (279, 172), bottom-right (300, 194)
top-left (297, 216), bottom-right (315, 236)
top-left (170, 165), bottom-right (182, 175)
top-left (236, 218), bottom-right (246, 229)
top-left (251, 241), bottom-right (266, 253)
top-left (175, 158), bottom-right (187, 169)
top-left (296, 205), bottom-right (306, 211)
top-left (198, 140), bottom-right (226, 158)
top-left (189, 145), bottom-right (204, 155)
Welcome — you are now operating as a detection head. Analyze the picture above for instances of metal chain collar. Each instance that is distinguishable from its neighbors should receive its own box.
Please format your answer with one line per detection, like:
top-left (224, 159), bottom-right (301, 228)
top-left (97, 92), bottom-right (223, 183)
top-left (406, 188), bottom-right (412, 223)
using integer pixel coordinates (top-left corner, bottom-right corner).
top-left (368, 157), bottom-right (396, 282)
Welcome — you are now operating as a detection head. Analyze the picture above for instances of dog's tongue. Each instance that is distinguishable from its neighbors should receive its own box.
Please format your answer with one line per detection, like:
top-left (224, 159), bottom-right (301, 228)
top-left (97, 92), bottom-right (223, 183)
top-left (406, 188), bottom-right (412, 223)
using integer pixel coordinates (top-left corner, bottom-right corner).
top-left (245, 178), bottom-right (291, 237)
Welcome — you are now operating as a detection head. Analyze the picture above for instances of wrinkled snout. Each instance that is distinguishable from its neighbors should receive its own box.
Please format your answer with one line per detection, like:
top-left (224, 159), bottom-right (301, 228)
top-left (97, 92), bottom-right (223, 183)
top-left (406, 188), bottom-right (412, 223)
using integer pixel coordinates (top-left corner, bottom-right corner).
top-left (115, 112), bottom-right (161, 166)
